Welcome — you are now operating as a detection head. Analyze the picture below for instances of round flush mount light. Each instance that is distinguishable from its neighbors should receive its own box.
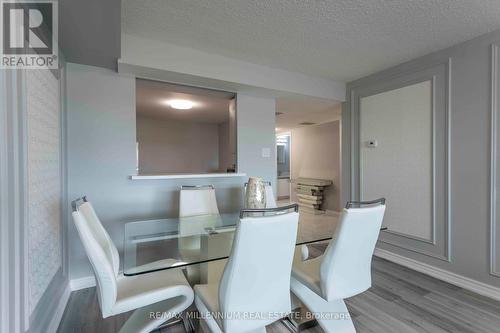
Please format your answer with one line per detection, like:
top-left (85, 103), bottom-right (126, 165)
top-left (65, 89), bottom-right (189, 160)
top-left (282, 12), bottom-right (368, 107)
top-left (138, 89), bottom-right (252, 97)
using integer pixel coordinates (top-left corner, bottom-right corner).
top-left (167, 99), bottom-right (195, 110)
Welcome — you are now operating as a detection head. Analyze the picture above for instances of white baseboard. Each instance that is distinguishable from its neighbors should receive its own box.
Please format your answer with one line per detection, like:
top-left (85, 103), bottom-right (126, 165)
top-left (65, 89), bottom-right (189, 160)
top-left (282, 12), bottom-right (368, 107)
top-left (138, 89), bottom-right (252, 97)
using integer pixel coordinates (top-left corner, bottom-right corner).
top-left (69, 276), bottom-right (96, 291)
top-left (374, 248), bottom-right (500, 302)
top-left (42, 277), bottom-right (93, 333)
top-left (46, 283), bottom-right (71, 333)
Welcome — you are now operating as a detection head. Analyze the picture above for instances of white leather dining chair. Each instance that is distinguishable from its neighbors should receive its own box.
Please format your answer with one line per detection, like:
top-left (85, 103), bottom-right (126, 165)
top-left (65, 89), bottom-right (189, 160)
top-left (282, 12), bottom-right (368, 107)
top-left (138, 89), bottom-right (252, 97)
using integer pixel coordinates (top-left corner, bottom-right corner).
top-left (194, 204), bottom-right (300, 333)
top-left (246, 180), bottom-right (303, 270)
top-left (264, 184), bottom-right (277, 208)
top-left (179, 185), bottom-right (219, 217)
top-left (290, 199), bottom-right (386, 333)
top-left (71, 197), bottom-right (194, 333)
top-left (179, 185), bottom-right (220, 284)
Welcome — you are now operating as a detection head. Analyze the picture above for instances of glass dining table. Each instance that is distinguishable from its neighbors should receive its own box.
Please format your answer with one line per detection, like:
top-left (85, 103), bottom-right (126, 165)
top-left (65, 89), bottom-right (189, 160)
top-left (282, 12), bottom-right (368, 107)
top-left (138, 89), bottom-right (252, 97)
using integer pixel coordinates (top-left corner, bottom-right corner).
top-left (123, 211), bottom-right (344, 276)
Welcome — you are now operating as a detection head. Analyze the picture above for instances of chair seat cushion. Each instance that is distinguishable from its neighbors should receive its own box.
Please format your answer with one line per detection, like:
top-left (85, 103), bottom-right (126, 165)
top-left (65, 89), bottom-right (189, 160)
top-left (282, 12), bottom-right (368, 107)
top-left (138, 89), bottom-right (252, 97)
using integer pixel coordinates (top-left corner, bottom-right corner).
top-left (291, 256), bottom-right (323, 298)
top-left (113, 260), bottom-right (193, 315)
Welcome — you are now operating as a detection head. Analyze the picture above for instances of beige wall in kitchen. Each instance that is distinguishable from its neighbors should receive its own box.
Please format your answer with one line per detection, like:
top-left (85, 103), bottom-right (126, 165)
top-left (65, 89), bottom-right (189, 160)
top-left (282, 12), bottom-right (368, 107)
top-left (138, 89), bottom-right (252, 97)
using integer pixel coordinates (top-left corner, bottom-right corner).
top-left (137, 115), bottom-right (220, 174)
top-left (291, 121), bottom-right (341, 211)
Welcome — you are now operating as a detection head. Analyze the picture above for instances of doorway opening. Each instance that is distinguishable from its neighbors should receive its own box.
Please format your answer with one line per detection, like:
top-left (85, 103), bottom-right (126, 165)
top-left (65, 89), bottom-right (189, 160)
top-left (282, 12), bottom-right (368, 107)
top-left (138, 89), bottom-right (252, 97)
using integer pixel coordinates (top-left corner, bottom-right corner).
top-left (275, 96), bottom-right (342, 215)
top-left (276, 132), bottom-right (291, 200)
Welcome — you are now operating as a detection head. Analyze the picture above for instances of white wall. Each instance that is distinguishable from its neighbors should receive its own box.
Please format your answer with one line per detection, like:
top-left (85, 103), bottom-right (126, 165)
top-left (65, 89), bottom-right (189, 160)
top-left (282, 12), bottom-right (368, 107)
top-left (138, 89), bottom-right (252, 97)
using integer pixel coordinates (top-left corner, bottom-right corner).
top-left (236, 95), bottom-right (277, 190)
top-left (67, 64), bottom-right (138, 279)
top-left (360, 80), bottom-right (433, 241)
top-left (120, 34), bottom-right (346, 101)
top-left (291, 121), bottom-right (341, 211)
top-left (66, 63), bottom-right (277, 279)
top-left (137, 116), bottom-right (220, 174)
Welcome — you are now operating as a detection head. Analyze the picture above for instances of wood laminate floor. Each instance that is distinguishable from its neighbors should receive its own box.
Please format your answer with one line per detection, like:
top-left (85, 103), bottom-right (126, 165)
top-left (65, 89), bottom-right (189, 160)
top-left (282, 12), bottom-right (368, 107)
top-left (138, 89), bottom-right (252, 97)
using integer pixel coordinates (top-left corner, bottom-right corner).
top-left (57, 245), bottom-right (500, 333)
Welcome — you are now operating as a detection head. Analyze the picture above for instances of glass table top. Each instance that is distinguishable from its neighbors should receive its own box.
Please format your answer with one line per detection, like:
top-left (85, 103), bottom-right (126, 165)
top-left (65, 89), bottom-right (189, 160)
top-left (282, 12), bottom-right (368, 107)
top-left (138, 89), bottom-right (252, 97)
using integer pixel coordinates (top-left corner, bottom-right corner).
top-left (123, 212), bottom-right (342, 276)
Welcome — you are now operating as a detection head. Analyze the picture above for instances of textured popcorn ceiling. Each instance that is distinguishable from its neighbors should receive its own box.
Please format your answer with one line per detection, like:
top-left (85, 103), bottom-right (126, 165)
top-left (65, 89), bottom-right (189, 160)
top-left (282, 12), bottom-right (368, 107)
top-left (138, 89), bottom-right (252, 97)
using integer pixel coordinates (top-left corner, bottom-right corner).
top-left (122, 0), bottom-right (500, 81)
top-left (275, 96), bottom-right (341, 132)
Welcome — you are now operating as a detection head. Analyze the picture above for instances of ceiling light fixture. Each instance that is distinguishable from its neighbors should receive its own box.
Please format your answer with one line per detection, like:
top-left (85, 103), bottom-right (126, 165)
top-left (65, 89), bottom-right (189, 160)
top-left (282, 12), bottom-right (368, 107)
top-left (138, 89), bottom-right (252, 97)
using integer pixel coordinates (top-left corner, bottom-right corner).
top-left (167, 99), bottom-right (195, 110)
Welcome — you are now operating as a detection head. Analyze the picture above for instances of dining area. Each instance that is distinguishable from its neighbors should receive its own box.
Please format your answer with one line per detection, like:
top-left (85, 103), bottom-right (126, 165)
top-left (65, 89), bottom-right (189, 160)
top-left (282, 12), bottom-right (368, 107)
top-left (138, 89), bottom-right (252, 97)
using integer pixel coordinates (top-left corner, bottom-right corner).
top-left (7, 4), bottom-right (500, 333)
top-left (69, 178), bottom-right (386, 333)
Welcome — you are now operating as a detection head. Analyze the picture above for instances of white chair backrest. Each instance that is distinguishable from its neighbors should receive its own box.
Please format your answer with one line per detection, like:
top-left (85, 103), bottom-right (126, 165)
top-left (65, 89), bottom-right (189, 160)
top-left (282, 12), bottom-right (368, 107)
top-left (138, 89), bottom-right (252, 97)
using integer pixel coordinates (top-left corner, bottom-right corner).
top-left (72, 201), bottom-right (119, 317)
top-left (265, 184), bottom-right (277, 208)
top-left (179, 186), bottom-right (219, 217)
top-left (319, 204), bottom-right (385, 301)
top-left (219, 211), bottom-right (299, 332)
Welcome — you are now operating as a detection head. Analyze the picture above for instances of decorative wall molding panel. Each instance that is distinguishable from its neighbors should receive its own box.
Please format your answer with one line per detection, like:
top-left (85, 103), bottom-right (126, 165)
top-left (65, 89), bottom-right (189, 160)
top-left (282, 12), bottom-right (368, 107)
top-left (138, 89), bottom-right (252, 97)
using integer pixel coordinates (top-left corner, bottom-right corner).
top-left (26, 69), bottom-right (62, 313)
top-left (491, 44), bottom-right (500, 277)
top-left (360, 80), bottom-right (434, 243)
top-left (349, 58), bottom-right (452, 262)
top-left (0, 68), bottom-right (7, 333)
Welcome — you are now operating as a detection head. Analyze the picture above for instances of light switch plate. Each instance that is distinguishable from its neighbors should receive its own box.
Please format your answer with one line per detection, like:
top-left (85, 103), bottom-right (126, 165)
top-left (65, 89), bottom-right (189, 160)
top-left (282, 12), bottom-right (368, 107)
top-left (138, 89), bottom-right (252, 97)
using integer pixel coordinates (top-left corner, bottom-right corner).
top-left (261, 147), bottom-right (271, 158)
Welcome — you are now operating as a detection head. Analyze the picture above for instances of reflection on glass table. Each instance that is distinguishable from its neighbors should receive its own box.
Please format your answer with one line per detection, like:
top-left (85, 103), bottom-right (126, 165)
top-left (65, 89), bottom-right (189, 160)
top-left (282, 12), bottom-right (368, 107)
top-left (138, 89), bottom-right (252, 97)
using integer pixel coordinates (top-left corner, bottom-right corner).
top-left (123, 212), bottom-right (344, 276)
